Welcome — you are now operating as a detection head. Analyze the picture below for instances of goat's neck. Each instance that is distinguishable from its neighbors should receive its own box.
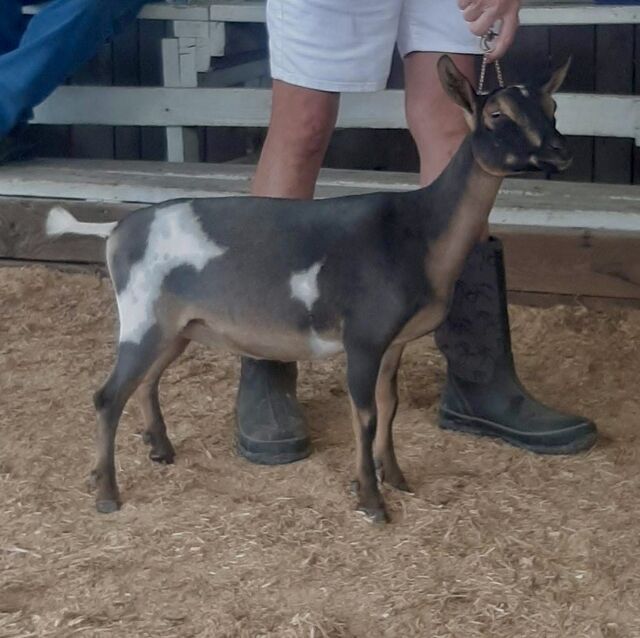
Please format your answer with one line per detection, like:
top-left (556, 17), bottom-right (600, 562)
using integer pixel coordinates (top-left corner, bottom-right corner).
top-left (426, 136), bottom-right (503, 233)
top-left (416, 136), bottom-right (504, 297)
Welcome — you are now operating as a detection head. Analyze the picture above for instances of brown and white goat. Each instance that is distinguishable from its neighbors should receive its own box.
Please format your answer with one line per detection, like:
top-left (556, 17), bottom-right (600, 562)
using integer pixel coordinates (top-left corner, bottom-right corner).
top-left (47, 56), bottom-right (571, 522)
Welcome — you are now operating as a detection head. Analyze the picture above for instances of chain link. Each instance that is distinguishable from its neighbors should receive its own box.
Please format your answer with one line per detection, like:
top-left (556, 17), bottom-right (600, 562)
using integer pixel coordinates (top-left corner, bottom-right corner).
top-left (478, 30), bottom-right (505, 94)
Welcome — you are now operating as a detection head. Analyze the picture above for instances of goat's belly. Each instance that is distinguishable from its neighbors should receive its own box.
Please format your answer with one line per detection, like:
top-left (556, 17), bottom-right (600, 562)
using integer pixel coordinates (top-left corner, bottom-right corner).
top-left (182, 317), bottom-right (344, 362)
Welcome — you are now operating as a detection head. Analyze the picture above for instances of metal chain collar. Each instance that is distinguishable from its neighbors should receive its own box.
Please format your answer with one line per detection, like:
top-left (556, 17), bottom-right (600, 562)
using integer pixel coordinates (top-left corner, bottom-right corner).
top-left (478, 30), bottom-right (505, 94)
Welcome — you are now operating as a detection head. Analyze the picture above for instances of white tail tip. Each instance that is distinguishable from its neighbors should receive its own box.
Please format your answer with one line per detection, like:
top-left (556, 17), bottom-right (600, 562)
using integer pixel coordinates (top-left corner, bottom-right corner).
top-left (45, 206), bottom-right (116, 238)
top-left (45, 206), bottom-right (78, 236)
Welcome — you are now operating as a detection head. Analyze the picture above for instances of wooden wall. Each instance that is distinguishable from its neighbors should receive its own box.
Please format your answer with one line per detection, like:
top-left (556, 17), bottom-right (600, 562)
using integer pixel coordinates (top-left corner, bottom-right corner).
top-left (36, 20), bottom-right (167, 162)
top-left (33, 19), bottom-right (640, 185)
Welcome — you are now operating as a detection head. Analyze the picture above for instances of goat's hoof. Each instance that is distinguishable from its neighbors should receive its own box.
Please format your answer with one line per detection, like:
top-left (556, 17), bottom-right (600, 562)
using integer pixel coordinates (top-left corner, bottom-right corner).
top-left (375, 464), bottom-right (413, 494)
top-left (95, 499), bottom-right (120, 514)
top-left (143, 431), bottom-right (175, 464)
top-left (356, 505), bottom-right (389, 525)
top-left (148, 449), bottom-right (175, 464)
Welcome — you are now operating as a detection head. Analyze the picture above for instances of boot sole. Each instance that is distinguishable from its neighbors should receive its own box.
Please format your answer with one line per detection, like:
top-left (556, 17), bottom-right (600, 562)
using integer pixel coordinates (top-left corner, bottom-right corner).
top-left (236, 431), bottom-right (311, 466)
top-left (439, 408), bottom-right (597, 455)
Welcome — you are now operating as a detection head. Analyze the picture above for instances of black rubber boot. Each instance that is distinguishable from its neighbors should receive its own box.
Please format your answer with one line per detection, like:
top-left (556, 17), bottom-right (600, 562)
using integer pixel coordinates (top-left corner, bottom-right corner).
top-left (434, 237), bottom-right (597, 454)
top-left (0, 124), bottom-right (35, 164)
top-left (235, 358), bottom-right (311, 464)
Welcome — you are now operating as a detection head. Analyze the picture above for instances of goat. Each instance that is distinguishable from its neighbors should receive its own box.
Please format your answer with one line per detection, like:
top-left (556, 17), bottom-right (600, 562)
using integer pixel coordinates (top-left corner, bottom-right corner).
top-left (47, 56), bottom-right (571, 523)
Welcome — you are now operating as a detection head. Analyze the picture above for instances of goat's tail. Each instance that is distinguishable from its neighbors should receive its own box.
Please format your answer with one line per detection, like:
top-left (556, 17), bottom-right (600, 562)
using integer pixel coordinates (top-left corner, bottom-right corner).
top-left (46, 206), bottom-right (117, 239)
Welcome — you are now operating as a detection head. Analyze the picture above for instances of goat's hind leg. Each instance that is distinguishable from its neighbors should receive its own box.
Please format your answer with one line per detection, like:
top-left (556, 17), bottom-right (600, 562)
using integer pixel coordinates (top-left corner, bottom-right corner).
top-left (137, 337), bottom-right (189, 464)
top-left (91, 328), bottom-right (182, 513)
top-left (373, 344), bottom-right (411, 493)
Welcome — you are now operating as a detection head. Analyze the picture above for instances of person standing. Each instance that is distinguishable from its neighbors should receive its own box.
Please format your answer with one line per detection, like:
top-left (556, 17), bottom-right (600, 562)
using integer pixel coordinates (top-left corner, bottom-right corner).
top-left (235, 0), bottom-right (597, 464)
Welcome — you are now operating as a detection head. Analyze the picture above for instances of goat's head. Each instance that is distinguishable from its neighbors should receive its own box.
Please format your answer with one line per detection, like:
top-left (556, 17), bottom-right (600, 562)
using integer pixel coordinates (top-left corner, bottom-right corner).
top-left (438, 55), bottom-right (572, 176)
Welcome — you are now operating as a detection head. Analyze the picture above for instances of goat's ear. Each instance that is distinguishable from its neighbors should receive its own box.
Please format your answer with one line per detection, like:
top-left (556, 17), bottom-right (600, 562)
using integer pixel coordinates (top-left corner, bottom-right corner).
top-left (542, 57), bottom-right (571, 94)
top-left (437, 55), bottom-right (476, 117)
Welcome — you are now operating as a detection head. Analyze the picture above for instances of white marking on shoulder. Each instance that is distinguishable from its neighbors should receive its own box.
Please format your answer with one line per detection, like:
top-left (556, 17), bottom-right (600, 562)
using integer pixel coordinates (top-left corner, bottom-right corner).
top-left (46, 206), bottom-right (116, 238)
top-left (290, 261), bottom-right (323, 311)
top-left (309, 329), bottom-right (342, 359)
top-left (116, 202), bottom-right (226, 344)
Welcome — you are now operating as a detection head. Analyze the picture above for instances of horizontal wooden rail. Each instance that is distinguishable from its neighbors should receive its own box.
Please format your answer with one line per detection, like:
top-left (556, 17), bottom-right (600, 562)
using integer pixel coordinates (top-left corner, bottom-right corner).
top-left (520, 3), bottom-right (640, 25)
top-left (22, 1), bottom-right (265, 22)
top-left (3, 191), bottom-right (640, 301)
top-left (23, 2), bottom-right (640, 25)
top-left (2, 159), bottom-right (640, 231)
top-left (32, 87), bottom-right (640, 144)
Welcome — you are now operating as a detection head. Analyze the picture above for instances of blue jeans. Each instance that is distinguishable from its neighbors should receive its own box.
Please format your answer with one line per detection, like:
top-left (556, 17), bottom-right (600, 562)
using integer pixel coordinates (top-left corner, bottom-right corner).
top-left (0, 0), bottom-right (148, 137)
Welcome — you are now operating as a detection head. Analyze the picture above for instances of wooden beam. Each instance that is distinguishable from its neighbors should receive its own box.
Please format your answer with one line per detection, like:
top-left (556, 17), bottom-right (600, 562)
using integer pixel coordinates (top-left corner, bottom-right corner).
top-left (208, 1), bottom-right (266, 23)
top-left (32, 87), bottom-right (640, 143)
top-left (499, 226), bottom-right (640, 299)
top-left (0, 198), bottom-right (133, 263)
top-left (521, 4), bottom-right (640, 26)
top-left (24, 1), bottom-right (640, 25)
top-left (4, 196), bottom-right (640, 301)
top-left (134, 2), bottom-right (640, 27)
top-left (555, 93), bottom-right (640, 145)
top-left (23, 2), bottom-right (211, 21)
top-left (2, 160), bottom-right (640, 230)
top-left (0, 259), bottom-right (107, 277)
top-left (23, 1), bottom-right (266, 22)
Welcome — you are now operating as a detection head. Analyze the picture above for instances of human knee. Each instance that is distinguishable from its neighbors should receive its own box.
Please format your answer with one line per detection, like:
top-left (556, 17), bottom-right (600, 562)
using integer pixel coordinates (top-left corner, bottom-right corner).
top-left (407, 98), bottom-right (468, 156)
top-left (269, 87), bottom-right (337, 160)
top-left (282, 109), bottom-right (335, 160)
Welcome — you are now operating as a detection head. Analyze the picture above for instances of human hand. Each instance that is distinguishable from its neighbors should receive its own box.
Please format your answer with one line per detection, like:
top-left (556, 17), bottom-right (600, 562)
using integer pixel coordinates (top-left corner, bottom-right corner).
top-left (457, 0), bottom-right (521, 62)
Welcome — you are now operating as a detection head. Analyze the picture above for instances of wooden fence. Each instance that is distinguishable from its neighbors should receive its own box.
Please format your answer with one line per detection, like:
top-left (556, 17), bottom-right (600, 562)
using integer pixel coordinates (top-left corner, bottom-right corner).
top-left (33, 17), bottom-right (640, 185)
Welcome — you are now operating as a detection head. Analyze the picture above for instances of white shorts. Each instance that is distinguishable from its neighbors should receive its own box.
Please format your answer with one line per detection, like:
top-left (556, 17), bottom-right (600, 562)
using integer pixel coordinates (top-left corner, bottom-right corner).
top-left (267, 0), bottom-right (482, 92)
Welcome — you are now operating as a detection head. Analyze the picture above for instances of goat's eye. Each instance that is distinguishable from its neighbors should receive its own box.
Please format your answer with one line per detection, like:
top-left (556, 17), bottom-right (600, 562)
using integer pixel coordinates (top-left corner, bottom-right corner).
top-left (491, 111), bottom-right (502, 119)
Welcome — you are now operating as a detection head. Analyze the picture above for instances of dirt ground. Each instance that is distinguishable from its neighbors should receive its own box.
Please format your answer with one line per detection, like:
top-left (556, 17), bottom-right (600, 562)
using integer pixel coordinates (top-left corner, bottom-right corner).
top-left (2, 266), bottom-right (640, 638)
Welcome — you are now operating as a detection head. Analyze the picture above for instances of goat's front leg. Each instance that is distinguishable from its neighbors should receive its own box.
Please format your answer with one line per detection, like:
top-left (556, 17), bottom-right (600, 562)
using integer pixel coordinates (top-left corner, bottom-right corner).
top-left (373, 343), bottom-right (411, 493)
top-left (138, 377), bottom-right (176, 463)
top-left (346, 345), bottom-right (388, 524)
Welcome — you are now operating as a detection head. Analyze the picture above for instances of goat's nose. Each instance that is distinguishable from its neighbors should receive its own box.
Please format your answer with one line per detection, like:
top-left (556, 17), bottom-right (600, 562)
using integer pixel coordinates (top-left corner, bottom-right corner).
top-left (548, 134), bottom-right (566, 151)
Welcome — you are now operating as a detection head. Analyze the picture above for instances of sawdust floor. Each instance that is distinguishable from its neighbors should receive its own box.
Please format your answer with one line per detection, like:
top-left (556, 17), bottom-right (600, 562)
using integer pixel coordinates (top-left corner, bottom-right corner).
top-left (1, 266), bottom-right (640, 638)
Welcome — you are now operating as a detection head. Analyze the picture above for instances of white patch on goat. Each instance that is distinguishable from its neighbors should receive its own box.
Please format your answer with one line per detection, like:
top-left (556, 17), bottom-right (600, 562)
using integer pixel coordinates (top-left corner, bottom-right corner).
top-left (309, 329), bottom-right (343, 359)
top-left (116, 202), bottom-right (226, 344)
top-left (289, 261), bottom-right (323, 310)
top-left (289, 262), bottom-right (341, 358)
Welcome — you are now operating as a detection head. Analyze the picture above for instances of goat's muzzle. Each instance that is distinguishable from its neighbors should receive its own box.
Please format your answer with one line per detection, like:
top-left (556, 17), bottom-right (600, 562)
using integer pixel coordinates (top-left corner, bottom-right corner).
top-left (531, 133), bottom-right (572, 173)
